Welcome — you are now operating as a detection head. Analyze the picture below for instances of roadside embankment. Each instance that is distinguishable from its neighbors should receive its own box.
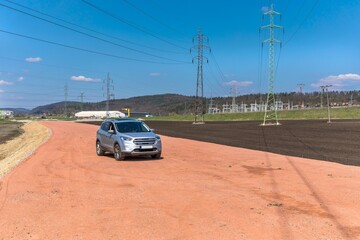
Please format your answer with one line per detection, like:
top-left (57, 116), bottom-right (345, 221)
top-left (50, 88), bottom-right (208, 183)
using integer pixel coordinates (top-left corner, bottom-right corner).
top-left (0, 121), bottom-right (51, 178)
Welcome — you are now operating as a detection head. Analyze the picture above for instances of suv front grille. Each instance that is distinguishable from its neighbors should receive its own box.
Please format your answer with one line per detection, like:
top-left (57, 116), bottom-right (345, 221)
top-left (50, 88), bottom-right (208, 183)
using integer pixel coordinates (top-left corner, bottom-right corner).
top-left (133, 138), bottom-right (156, 145)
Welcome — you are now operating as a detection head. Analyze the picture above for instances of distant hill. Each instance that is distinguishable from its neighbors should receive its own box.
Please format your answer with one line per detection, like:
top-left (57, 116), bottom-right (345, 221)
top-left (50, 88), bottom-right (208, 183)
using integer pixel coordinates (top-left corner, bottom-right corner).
top-left (30, 94), bottom-right (197, 116)
top-left (27, 91), bottom-right (360, 116)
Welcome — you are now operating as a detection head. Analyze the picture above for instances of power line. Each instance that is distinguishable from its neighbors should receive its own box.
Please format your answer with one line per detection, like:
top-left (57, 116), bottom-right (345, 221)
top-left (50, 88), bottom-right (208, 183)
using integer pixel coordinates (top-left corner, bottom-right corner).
top-left (81, 0), bottom-right (188, 51)
top-left (121, 0), bottom-right (187, 39)
top-left (4, 0), bottom-right (185, 55)
top-left (283, 0), bottom-right (320, 47)
top-left (209, 52), bottom-right (228, 84)
top-left (0, 2), bottom-right (188, 63)
top-left (0, 29), bottom-right (190, 64)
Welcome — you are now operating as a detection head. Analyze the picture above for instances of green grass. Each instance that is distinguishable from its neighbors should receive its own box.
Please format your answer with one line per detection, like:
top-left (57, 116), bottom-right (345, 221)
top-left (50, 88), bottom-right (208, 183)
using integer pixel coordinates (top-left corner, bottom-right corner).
top-left (148, 106), bottom-right (360, 121)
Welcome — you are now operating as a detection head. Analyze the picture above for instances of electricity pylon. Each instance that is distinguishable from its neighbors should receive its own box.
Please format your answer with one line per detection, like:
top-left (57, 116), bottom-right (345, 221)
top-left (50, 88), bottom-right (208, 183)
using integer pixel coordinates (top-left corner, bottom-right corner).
top-left (231, 84), bottom-right (238, 113)
top-left (64, 83), bottom-right (68, 117)
top-left (191, 28), bottom-right (210, 124)
top-left (298, 83), bottom-right (305, 108)
top-left (78, 92), bottom-right (85, 111)
top-left (261, 4), bottom-right (283, 126)
top-left (103, 73), bottom-right (114, 118)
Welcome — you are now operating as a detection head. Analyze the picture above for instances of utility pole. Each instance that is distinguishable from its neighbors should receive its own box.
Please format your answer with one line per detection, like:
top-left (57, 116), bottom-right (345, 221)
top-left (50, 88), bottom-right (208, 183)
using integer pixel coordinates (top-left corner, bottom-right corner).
top-left (261, 4), bottom-right (283, 126)
top-left (321, 85), bottom-right (332, 123)
top-left (78, 92), bottom-right (85, 111)
top-left (298, 83), bottom-right (305, 108)
top-left (64, 83), bottom-right (68, 117)
top-left (320, 86), bottom-right (326, 108)
top-left (191, 28), bottom-right (210, 124)
top-left (103, 73), bottom-right (114, 118)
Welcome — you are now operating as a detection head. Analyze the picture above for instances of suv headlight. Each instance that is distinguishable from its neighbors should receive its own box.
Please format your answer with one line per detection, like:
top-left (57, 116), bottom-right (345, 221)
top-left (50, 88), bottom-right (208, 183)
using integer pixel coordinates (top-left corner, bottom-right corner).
top-left (121, 137), bottom-right (132, 142)
top-left (155, 135), bottom-right (161, 141)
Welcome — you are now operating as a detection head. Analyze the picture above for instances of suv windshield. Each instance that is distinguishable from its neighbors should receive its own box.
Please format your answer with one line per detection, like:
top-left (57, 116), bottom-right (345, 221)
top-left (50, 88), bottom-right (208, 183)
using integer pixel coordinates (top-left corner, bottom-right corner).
top-left (115, 121), bottom-right (151, 133)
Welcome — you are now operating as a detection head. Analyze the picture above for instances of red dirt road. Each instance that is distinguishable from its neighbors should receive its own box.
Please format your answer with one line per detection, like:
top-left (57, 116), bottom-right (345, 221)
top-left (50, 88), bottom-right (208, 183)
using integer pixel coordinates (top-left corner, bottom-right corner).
top-left (0, 121), bottom-right (359, 240)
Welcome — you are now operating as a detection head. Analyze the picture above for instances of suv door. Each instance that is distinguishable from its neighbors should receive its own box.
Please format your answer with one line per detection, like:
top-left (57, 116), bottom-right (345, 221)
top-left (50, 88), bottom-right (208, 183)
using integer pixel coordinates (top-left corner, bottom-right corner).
top-left (106, 123), bottom-right (117, 149)
top-left (99, 121), bottom-right (111, 150)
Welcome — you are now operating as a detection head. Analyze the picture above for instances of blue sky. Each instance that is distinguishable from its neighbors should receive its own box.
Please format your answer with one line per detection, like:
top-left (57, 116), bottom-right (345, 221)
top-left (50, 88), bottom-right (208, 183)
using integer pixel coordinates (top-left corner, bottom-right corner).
top-left (0, 0), bottom-right (359, 109)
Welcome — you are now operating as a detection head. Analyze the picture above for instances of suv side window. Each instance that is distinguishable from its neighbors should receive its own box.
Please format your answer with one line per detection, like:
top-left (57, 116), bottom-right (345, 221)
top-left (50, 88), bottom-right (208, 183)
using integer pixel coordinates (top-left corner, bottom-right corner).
top-left (109, 123), bottom-right (114, 131)
top-left (101, 122), bottom-right (110, 131)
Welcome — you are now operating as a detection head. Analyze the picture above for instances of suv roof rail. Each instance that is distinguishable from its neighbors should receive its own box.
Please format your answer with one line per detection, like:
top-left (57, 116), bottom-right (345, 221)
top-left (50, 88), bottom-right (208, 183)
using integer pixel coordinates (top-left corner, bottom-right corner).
top-left (114, 118), bottom-right (137, 121)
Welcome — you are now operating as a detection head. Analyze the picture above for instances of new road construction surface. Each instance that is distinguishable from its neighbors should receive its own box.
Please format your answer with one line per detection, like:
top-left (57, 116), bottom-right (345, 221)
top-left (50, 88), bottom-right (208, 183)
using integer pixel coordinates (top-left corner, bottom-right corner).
top-left (145, 120), bottom-right (360, 166)
top-left (0, 121), bottom-right (359, 239)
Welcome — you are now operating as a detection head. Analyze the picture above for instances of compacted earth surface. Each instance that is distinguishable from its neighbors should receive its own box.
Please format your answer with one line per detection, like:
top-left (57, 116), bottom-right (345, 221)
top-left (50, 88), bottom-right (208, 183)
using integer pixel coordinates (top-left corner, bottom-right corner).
top-left (145, 120), bottom-right (360, 166)
top-left (0, 121), bottom-right (359, 239)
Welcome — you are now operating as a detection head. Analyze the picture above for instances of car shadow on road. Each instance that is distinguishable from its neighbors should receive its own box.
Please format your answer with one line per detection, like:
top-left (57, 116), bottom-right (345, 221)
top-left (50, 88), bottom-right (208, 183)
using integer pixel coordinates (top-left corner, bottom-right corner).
top-left (102, 153), bottom-right (163, 162)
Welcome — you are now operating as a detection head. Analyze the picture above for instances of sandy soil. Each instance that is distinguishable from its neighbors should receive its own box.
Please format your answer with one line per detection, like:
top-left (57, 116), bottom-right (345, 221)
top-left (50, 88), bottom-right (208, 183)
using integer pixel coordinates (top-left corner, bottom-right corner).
top-left (0, 121), bottom-right (359, 239)
top-left (0, 121), bottom-right (50, 178)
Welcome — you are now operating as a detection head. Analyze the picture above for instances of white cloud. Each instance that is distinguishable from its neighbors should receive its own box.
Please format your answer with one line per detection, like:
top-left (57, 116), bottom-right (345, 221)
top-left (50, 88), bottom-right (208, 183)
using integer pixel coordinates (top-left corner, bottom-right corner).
top-left (70, 75), bottom-right (100, 82)
top-left (224, 80), bottom-right (253, 87)
top-left (25, 57), bottom-right (42, 63)
top-left (149, 72), bottom-right (161, 77)
top-left (311, 73), bottom-right (360, 89)
top-left (0, 80), bottom-right (14, 86)
top-left (18, 76), bottom-right (25, 81)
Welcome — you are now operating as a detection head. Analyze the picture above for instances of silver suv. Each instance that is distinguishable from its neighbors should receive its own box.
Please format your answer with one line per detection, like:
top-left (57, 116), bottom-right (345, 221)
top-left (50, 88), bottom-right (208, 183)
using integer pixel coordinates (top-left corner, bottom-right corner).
top-left (96, 119), bottom-right (162, 160)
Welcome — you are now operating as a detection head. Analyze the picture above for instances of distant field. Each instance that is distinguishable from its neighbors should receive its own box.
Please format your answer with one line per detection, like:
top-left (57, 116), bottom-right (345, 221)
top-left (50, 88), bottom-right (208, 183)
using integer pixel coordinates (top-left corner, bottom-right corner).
top-left (148, 106), bottom-right (360, 121)
top-left (0, 120), bottom-right (24, 144)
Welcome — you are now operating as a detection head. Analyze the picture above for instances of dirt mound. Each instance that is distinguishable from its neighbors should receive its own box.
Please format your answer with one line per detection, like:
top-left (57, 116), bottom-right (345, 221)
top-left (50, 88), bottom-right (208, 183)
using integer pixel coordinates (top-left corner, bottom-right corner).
top-left (0, 121), bottom-right (51, 178)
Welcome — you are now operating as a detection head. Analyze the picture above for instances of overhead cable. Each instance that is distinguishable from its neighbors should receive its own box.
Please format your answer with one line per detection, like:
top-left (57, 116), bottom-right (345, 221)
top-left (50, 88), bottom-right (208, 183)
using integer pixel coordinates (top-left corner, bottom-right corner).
top-left (0, 29), bottom-right (191, 64)
top-left (81, 0), bottom-right (188, 50)
top-left (0, 2), bottom-right (188, 63)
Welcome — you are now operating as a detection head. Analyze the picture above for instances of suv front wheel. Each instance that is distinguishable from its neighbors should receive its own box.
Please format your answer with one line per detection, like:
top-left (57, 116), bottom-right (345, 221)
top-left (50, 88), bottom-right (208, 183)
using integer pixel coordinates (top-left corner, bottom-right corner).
top-left (114, 143), bottom-right (125, 161)
top-left (96, 140), bottom-right (105, 156)
top-left (151, 152), bottom-right (162, 159)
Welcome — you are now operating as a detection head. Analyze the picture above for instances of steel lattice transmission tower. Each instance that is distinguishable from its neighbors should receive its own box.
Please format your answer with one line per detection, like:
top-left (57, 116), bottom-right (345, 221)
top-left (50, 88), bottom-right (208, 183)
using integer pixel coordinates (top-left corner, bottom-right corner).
top-left (103, 73), bottom-right (114, 118)
top-left (64, 83), bottom-right (68, 117)
top-left (261, 4), bottom-right (283, 126)
top-left (78, 92), bottom-right (85, 111)
top-left (191, 28), bottom-right (210, 124)
top-left (298, 83), bottom-right (305, 108)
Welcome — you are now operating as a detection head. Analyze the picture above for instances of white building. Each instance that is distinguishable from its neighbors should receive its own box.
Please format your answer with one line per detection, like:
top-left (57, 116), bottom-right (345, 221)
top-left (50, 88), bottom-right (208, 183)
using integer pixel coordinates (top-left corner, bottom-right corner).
top-left (0, 110), bottom-right (14, 118)
top-left (75, 111), bottom-right (126, 119)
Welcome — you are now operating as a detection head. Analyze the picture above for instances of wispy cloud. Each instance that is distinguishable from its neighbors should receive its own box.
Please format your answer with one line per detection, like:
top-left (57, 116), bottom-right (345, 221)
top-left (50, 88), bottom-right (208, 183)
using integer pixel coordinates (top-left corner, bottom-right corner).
top-left (224, 80), bottom-right (253, 87)
top-left (0, 71), bottom-right (13, 76)
top-left (311, 73), bottom-right (360, 89)
top-left (70, 75), bottom-right (100, 82)
top-left (0, 80), bottom-right (14, 86)
top-left (25, 57), bottom-right (42, 63)
top-left (149, 72), bottom-right (161, 77)
top-left (18, 76), bottom-right (25, 81)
